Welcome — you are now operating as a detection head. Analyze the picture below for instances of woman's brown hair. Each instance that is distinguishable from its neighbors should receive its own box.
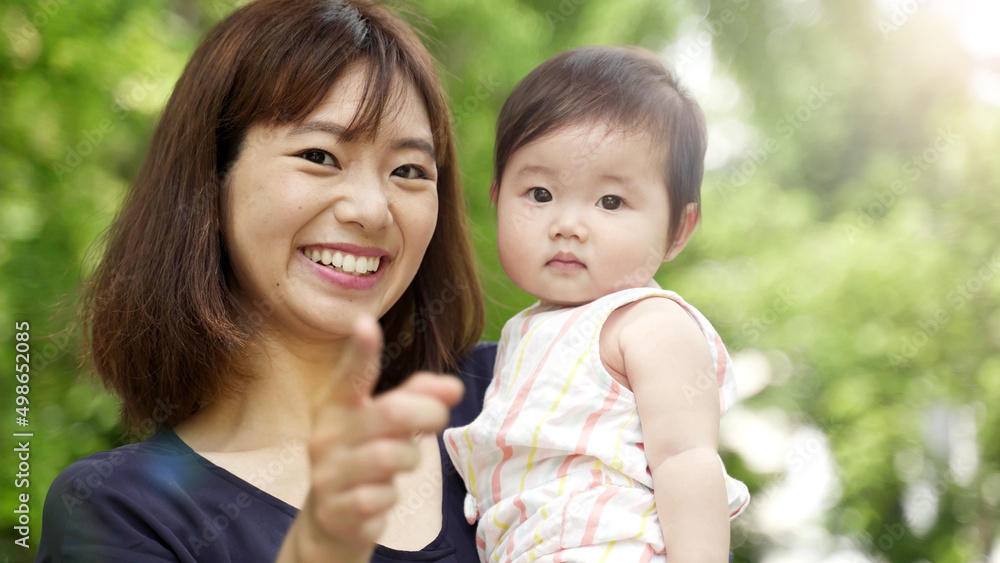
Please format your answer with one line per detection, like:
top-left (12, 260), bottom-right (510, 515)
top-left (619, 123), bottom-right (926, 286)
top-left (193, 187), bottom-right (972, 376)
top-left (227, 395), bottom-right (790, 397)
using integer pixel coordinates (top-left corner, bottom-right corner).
top-left (83, 0), bottom-right (483, 433)
top-left (492, 46), bottom-right (707, 250)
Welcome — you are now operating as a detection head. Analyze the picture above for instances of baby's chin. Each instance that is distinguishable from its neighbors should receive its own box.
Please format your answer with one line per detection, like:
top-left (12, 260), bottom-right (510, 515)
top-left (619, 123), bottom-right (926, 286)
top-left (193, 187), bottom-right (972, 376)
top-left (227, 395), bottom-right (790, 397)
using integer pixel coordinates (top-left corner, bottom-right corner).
top-left (532, 287), bottom-right (633, 308)
top-left (537, 297), bottom-right (590, 308)
top-left (520, 276), bottom-right (658, 308)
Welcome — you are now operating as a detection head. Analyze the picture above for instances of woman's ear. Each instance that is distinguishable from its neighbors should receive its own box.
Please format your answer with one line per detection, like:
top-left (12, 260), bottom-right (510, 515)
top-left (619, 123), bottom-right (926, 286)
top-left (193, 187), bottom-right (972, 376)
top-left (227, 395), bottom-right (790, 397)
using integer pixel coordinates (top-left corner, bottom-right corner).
top-left (663, 203), bottom-right (701, 262)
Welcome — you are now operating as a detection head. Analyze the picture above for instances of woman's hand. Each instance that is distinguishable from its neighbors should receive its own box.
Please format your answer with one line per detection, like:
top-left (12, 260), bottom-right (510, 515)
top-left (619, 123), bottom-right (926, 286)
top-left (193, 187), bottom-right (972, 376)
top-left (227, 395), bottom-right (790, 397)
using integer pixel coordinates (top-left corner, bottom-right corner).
top-left (278, 316), bottom-right (465, 563)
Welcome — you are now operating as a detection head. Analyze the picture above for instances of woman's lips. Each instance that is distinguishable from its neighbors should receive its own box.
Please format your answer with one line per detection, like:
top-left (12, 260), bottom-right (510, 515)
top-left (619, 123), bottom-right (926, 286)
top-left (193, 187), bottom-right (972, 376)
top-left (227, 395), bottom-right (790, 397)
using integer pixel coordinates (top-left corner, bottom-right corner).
top-left (302, 246), bottom-right (384, 275)
top-left (299, 246), bottom-right (388, 290)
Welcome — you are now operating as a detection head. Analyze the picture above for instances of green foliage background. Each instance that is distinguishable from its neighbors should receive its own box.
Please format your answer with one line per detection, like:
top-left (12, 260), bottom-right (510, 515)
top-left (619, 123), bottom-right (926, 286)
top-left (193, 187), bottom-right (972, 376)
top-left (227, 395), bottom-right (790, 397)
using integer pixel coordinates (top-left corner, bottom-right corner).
top-left (2, 0), bottom-right (998, 560)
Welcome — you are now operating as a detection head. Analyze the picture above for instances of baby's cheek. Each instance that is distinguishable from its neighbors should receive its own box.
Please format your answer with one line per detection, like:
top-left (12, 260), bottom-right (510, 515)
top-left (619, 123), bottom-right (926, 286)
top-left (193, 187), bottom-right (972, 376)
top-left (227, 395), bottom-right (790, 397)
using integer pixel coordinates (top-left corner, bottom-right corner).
top-left (608, 249), bottom-right (657, 290)
top-left (496, 236), bottom-right (524, 285)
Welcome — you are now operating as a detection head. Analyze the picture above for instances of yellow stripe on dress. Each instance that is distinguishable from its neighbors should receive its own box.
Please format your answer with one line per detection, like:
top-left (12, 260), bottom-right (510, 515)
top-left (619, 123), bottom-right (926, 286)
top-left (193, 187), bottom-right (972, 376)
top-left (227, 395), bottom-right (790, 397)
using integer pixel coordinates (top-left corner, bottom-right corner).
top-left (611, 409), bottom-right (637, 471)
top-left (635, 504), bottom-right (656, 539)
top-left (525, 502), bottom-right (550, 561)
top-left (467, 309), bottom-right (545, 503)
top-left (462, 428), bottom-right (477, 492)
top-left (466, 460), bottom-right (477, 493)
top-left (530, 505), bottom-right (549, 547)
top-left (519, 343), bottom-right (593, 493)
top-left (504, 318), bottom-right (548, 402)
top-left (598, 540), bottom-right (618, 562)
top-left (492, 508), bottom-right (510, 532)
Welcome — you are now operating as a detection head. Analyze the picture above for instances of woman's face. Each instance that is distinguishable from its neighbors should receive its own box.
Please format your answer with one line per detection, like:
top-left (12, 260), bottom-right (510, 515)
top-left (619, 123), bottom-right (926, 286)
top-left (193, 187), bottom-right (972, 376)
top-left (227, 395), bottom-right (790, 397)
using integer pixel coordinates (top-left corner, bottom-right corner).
top-left (222, 63), bottom-right (439, 343)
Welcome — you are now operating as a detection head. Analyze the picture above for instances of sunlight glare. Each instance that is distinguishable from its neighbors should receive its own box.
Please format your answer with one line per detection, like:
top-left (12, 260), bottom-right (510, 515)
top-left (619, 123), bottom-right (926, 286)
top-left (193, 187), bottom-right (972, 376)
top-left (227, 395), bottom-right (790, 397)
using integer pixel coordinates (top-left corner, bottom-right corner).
top-left (957, 0), bottom-right (1000, 58)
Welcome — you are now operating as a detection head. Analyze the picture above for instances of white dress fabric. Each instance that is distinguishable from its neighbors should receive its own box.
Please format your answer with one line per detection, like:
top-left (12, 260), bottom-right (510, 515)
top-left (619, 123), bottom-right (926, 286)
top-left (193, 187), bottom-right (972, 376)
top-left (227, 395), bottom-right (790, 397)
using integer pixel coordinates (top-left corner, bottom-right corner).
top-left (444, 287), bottom-right (750, 562)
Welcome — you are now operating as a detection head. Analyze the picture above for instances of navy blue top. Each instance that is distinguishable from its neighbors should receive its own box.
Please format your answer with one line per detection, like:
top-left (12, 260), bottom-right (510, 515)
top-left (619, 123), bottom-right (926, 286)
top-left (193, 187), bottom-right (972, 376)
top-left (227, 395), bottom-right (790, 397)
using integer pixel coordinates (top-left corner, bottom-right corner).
top-left (36, 342), bottom-right (497, 562)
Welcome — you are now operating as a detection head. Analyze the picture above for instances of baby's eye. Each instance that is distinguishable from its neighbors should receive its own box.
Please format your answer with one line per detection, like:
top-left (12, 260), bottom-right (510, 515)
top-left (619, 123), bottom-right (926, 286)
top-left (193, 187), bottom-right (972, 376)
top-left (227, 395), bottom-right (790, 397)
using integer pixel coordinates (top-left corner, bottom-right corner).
top-left (299, 149), bottom-right (338, 167)
top-left (597, 195), bottom-right (623, 210)
top-left (392, 164), bottom-right (431, 180)
top-left (528, 188), bottom-right (553, 203)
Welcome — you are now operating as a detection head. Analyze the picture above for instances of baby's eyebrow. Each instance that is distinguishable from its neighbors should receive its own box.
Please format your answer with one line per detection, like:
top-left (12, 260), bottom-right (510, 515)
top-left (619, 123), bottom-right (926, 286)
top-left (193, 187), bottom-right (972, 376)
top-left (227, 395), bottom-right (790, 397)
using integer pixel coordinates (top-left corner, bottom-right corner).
top-left (599, 173), bottom-right (638, 193)
top-left (514, 164), bottom-right (558, 179)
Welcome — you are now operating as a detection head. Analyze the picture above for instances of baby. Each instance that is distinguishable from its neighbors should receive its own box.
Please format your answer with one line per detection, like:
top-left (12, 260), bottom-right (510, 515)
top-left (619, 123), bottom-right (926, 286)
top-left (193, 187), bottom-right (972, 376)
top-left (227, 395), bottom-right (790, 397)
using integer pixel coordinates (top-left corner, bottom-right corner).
top-left (444, 46), bottom-right (749, 562)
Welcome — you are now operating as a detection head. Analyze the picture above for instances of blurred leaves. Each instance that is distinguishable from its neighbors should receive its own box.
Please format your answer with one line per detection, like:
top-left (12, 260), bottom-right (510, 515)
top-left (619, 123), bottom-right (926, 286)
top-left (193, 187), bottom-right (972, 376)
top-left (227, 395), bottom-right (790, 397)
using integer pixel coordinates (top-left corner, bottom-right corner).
top-left (2, 0), bottom-right (998, 561)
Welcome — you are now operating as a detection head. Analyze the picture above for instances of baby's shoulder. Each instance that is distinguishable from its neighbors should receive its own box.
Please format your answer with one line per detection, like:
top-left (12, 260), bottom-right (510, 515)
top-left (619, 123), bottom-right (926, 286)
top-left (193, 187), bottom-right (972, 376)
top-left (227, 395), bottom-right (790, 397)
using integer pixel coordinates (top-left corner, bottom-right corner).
top-left (601, 294), bottom-right (712, 372)
top-left (603, 294), bottom-right (703, 344)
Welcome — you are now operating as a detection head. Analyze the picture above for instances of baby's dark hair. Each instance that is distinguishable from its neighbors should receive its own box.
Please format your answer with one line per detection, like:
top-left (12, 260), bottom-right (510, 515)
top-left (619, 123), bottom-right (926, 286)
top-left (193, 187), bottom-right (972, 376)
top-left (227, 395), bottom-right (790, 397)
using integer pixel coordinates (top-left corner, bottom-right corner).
top-left (492, 45), bottom-right (707, 249)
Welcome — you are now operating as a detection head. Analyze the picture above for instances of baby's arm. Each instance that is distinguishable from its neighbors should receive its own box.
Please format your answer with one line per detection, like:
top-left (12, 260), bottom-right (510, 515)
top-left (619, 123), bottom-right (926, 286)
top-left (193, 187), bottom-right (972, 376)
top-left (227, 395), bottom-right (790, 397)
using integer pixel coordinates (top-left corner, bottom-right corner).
top-left (601, 298), bottom-right (729, 562)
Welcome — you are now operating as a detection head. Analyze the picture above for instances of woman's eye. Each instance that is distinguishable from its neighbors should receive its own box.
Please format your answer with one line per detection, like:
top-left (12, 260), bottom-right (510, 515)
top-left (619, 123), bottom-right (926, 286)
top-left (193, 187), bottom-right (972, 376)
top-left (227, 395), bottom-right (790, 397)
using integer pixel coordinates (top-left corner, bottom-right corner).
top-left (392, 164), bottom-right (430, 180)
top-left (528, 188), bottom-right (552, 203)
top-left (597, 195), bottom-right (623, 210)
top-left (299, 149), bottom-right (337, 167)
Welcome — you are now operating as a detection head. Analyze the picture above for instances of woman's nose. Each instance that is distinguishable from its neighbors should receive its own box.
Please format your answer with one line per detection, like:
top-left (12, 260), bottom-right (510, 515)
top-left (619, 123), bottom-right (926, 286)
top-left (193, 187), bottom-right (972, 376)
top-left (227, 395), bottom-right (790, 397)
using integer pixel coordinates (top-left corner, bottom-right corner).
top-left (548, 207), bottom-right (588, 242)
top-left (332, 174), bottom-right (393, 232)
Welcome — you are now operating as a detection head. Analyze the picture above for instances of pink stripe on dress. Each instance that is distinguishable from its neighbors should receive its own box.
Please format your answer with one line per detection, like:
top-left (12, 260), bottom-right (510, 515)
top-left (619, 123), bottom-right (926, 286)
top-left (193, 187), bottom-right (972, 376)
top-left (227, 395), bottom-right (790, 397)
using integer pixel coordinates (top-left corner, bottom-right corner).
top-left (512, 493), bottom-right (528, 525)
top-left (445, 432), bottom-right (461, 461)
top-left (730, 493), bottom-right (750, 517)
top-left (484, 313), bottom-right (536, 405)
top-left (490, 307), bottom-right (590, 504)
top-left (581, 487), bottom-right (619, 545)
top-left (575, 381), bottom-right (620, 454)
top-left (556, 454), bottom-right (580, 478)
top-left (519, 309), bottom-right (536, 338)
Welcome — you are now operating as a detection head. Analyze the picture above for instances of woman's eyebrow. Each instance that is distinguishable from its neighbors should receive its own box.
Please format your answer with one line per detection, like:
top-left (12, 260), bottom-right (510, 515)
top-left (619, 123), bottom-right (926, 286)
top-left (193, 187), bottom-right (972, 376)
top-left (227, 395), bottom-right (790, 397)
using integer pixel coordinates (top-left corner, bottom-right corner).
top-left (288, 120), bottom-right (436, 161)
top-left (392, 138), bottom-right (437, 162)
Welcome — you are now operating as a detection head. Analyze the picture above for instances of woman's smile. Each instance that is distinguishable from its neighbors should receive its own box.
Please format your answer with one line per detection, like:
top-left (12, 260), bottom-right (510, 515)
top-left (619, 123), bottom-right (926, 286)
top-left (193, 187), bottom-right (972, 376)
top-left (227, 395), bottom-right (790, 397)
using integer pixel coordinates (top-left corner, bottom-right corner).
top-left (222, 63), bottom-right (439, 340)
top-left (301, 245), bottom-right (387, 276)
top-left (299, 244), bottom-right (389, 290)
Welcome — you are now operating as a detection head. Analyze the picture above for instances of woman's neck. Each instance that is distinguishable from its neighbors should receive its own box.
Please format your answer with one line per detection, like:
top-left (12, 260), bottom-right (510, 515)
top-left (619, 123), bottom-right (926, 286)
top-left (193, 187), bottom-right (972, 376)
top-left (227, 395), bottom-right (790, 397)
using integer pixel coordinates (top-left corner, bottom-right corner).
top-left (175, 331), bottom-right (351, 453)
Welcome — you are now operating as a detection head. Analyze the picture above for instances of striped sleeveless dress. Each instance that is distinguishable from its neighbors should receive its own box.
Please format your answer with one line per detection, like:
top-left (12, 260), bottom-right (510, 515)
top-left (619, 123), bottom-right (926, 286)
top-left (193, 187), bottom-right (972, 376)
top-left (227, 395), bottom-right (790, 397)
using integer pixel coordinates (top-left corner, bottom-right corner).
top-left (443, 287), bottom-right (750, 562)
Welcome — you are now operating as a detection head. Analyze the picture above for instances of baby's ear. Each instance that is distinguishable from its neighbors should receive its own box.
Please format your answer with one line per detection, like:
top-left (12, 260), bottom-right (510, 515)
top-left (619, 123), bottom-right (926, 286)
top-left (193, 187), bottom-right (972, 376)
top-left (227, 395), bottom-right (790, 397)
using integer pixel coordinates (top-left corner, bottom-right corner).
top-left (489, 183), bottom-right (499, 206)
top-left (663, 203), bottom-right (701, 262)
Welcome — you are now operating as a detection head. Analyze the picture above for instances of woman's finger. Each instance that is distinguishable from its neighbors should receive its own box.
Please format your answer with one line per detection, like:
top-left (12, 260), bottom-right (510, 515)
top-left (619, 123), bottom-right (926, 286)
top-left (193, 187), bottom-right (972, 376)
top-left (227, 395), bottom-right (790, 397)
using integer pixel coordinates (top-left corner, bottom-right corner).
top-left (397, 371), bottom-right (465, 407)
top-left (314, 314), bottom-right (384, 414)
top-left (312, 483), bottom-right (398, 528)
top-left (342, 314), bottom-right (383, 401)
top-left (299, 489), bottom-right (390, 555)
top-left (366, 382), bottom-right (464, 438)
top-left (311, 438), bottom-right (420, 490)
top-left (314, 373), bottom-right (463, 446)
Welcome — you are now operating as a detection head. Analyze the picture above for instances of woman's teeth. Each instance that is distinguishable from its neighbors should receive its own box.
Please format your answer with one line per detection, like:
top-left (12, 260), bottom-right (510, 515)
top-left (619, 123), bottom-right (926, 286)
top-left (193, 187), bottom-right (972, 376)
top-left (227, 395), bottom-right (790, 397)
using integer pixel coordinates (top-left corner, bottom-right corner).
top-left (305, 248), bottom-right (381, 275)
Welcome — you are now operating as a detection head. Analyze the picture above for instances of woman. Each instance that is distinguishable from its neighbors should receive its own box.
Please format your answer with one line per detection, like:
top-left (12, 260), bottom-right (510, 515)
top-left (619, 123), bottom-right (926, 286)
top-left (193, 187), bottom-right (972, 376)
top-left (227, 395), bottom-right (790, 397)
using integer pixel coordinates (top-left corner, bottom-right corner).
top-left (36, 0), bottom-right (493, 561)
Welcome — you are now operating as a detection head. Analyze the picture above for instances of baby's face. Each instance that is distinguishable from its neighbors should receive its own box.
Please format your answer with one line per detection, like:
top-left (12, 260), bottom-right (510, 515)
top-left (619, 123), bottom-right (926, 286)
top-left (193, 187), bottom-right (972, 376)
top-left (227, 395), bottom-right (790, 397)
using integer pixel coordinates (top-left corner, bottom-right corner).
top-left (495, 124), bottom-right (671, 306)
